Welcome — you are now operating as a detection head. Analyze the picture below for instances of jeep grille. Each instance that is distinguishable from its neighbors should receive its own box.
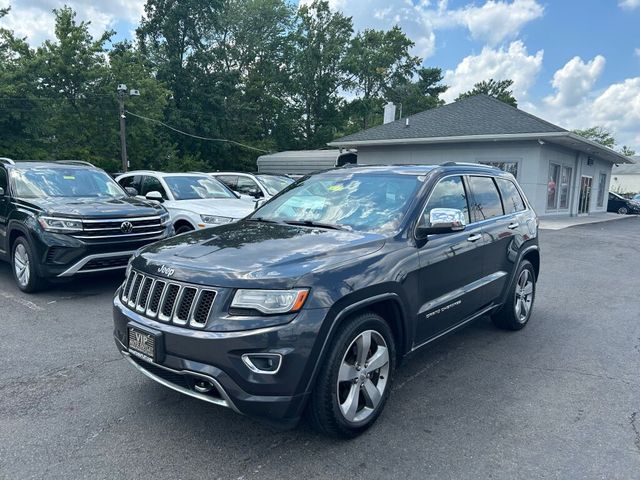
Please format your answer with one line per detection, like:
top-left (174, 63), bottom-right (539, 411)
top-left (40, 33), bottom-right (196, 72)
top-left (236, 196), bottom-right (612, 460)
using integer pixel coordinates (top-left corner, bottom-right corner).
top-left (121, 270), bottom-right (216, 329)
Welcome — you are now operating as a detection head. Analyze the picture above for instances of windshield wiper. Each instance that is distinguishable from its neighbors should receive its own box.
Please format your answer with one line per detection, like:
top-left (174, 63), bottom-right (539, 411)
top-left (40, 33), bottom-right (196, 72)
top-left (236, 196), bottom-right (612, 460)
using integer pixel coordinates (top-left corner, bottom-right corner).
top-left (283, 220), bottom-right (349, 231)
top-left (246, 217), bottom-right (281, 224)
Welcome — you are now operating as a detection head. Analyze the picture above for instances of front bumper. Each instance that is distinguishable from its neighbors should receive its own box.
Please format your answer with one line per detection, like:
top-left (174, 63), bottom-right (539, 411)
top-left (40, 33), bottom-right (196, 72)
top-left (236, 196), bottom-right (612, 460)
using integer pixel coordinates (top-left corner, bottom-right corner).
top-left (113, 292), bottom-right (330, 426)
top-left (32, 228), bottom-right (172, 278)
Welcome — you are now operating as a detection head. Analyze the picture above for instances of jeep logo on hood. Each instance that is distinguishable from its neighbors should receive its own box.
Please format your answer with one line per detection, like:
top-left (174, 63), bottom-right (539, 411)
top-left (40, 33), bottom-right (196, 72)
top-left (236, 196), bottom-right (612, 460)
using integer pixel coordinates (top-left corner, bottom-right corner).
top-left (157, 265), bottom-right (175, 277)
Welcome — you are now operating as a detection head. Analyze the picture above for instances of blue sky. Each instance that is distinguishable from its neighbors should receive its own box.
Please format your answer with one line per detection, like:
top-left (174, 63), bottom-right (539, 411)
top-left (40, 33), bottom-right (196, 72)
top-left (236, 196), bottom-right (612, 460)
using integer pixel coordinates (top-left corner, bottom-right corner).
top-left (1, 0), bottom-right (639, 149)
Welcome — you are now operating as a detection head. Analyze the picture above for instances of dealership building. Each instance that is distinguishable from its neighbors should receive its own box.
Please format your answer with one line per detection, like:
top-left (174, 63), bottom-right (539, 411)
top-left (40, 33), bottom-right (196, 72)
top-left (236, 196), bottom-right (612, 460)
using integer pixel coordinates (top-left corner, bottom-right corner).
top-left (329, 95), bottom-right (633, 216)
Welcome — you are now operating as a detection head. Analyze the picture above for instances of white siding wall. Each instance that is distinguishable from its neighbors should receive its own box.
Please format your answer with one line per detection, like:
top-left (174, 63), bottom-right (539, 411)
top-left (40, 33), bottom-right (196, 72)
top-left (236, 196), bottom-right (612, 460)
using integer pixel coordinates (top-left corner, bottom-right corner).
top-left (357, 140), bottom-right (615, 216)
top-left (610, 174), bottom-right (640, 194)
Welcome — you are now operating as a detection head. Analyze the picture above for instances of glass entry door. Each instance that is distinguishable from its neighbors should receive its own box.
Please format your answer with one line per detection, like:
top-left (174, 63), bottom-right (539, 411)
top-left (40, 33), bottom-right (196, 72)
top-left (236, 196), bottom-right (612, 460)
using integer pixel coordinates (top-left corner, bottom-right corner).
top-left (578, 176), bottom-right (593, 215)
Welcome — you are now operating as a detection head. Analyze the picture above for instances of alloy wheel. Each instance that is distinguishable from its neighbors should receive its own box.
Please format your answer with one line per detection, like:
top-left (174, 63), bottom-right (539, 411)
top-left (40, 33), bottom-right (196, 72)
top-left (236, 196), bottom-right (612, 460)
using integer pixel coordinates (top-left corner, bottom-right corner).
top-left (14, 243), bottom-right (31, 287)
top-left (618, 207), bottom-right (628, 215)
top-left (514, 269), bottom-right (534, 323)
top-left (336, 330), bottom-right (390, 423)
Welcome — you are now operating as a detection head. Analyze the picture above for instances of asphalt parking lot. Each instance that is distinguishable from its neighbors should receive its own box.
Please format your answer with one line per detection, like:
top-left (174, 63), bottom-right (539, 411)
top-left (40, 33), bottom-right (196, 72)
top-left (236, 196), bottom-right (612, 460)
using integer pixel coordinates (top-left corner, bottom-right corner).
top-left (1, 218), bottom-right (639, 479)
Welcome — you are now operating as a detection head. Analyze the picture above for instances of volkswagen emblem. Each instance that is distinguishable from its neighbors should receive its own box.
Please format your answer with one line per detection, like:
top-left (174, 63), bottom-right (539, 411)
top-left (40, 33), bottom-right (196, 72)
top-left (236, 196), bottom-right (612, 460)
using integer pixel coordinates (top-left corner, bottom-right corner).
top-left (120, 221), bottom-right (134, 234)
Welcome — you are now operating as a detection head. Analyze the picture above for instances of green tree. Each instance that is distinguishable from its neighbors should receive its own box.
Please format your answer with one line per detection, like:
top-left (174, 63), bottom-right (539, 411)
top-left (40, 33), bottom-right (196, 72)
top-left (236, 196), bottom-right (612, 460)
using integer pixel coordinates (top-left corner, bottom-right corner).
top-left (620, 145), bottom-right (636, 157)
top-left (385, 67), bottom-right (448, 118)
top-left (343, 26), bottom-right (421, 129)
top-left (456, 78), bottom-right (518, 107)
top-left (572, 126), bottom-right (616, 149)
top-left (290, 0), bottom-right (353, 148)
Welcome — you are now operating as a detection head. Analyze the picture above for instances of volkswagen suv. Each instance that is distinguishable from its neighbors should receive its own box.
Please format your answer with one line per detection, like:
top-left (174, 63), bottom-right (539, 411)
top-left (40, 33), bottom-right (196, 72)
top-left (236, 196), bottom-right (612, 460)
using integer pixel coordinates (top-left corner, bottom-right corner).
top-left (113, 163), bottom-right (540, 437)
top-left (0, 159), bottom-right (171, 292)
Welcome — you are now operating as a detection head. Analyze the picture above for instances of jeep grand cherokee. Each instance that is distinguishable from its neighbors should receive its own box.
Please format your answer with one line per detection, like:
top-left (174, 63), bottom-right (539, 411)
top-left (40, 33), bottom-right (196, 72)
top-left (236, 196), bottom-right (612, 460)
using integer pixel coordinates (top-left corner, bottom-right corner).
top-left (113, 164), bottom-right (540, 437)
top-left (0, 159), bottom-right (172, 292)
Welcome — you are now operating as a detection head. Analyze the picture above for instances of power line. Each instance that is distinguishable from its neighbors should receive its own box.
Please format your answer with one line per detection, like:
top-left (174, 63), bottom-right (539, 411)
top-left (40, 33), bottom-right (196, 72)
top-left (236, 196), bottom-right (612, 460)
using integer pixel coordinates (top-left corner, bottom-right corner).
top-left (125, 110), bottom-right (270, 154)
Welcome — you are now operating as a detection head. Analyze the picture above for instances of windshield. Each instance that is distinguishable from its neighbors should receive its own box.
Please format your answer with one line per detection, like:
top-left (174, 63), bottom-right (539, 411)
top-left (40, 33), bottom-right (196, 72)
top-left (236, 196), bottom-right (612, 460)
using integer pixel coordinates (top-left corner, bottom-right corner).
top-left (251, 173), bottom-right (422, 233)
top-left (164, 176), bottom-right (236, 200)
top-left (11, 167), bottom-right (125, 199)
top-left (257, 175), bottom-right (294, 196)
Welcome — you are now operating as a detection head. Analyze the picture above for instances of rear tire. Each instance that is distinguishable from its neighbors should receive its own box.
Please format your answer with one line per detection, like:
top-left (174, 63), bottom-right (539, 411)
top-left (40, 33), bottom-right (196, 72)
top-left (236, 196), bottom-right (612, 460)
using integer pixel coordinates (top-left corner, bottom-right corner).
top-left (12, 237), bottom-right (46, 293)
top-left (307, 311), bottom-right (395, 438)
top-left (492, 260), bottom-right (536, 331)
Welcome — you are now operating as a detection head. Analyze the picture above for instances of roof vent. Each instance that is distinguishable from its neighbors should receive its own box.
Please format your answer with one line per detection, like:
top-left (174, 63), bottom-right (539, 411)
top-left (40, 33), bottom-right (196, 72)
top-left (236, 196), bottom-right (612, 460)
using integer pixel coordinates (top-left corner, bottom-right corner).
top-left (405, 118), bottom-right (410, 128)
top-left (383, 102), bottom-right (396, 124)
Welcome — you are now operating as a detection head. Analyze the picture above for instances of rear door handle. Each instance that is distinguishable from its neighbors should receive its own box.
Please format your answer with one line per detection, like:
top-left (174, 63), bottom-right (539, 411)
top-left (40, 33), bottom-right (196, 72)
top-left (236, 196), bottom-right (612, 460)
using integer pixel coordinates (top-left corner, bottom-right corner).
top-left (507, 222), bottom-right (519, 230)
top-left (467, 233), bottom-right (482, 242)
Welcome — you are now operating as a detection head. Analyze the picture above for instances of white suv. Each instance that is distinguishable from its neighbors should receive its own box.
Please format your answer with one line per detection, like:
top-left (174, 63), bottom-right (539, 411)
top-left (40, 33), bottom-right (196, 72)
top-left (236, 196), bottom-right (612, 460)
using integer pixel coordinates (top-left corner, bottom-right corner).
top-left (116, 171), bottom-right (254, 234)
top-left (210, 172), bottom-right (294, 200)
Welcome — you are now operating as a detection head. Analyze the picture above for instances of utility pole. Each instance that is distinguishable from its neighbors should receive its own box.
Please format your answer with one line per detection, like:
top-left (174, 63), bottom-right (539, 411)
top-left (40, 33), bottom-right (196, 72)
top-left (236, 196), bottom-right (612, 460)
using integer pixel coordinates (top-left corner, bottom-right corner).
top-left (117, 84), bottom-right (140, 173)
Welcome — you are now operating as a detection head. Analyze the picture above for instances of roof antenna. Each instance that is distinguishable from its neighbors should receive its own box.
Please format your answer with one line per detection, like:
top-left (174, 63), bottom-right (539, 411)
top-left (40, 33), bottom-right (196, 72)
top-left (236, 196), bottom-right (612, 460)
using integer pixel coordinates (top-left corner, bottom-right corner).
top-left (405, 118), bottom-right (410, 128)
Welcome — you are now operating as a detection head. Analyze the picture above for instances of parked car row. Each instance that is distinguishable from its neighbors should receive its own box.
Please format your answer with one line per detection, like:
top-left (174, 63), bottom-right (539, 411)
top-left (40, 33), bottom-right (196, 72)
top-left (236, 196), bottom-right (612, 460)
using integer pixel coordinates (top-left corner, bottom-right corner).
top-left (607, 191), bottom-right (640, 215)
top-left (0, 159), bottom-right (293, 291)
top-left (1, 158), bottom-right (541, 439)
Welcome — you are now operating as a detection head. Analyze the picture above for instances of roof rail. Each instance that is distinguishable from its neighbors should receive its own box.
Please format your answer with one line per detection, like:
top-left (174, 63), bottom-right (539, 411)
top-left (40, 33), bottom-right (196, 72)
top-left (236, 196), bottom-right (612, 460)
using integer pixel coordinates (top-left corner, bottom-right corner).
top-left (440, 161), bottom-right (498, 168)
top-left (0, 157), bottom-right (15, 165)
top-left (54, 160), bottom-right (95, 167)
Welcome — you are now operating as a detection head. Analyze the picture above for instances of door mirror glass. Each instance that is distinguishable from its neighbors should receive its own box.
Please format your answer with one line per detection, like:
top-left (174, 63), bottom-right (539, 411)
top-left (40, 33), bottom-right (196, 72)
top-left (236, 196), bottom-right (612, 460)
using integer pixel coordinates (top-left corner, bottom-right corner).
top-left (145, 191), bottom-right (164, 202)
top-left (125, 187), bottom-right (138, 197)
top-left (0, 187), bottom-right (4, 196)
top-left (416, 208), bottom-right (466, 238)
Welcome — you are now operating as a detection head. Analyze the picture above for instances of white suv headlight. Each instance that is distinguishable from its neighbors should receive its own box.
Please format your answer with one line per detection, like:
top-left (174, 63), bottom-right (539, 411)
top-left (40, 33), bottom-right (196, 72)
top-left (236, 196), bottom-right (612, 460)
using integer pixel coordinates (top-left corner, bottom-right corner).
top-left (231, 289), bottom-right (309, 314)
top-left (200, 214), bottom-right (234, 225)
top-left (38, 216), bottom-right (83, 233)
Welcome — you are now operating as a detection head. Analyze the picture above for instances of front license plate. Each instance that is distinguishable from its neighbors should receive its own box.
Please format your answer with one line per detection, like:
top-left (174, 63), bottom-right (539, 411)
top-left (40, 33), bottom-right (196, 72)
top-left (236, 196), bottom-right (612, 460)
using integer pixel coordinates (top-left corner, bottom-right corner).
top-left (128, 327), bottom-right (156, 362)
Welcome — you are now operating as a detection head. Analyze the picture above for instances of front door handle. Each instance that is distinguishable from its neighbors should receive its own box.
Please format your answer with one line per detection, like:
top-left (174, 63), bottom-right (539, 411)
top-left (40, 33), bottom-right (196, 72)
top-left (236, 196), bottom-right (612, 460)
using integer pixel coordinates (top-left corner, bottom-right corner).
top-left (507, 222), bottom-right (519, 230)
top-left (467, 233), bottom-right (482, 242)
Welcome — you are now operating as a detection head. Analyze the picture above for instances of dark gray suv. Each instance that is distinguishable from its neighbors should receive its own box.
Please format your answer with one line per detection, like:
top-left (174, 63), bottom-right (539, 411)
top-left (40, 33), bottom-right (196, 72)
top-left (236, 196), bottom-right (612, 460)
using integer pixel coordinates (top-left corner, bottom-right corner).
top-left (113, 163), bottom-right (540, 437)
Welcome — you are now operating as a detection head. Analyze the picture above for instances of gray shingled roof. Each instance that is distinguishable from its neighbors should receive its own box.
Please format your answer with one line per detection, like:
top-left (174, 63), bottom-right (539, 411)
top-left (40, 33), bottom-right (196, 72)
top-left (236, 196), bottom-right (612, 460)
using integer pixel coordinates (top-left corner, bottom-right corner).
top-left (330, 94), bottom-right (566, 144)
top-left (612, 156), bottom-right (640, 174)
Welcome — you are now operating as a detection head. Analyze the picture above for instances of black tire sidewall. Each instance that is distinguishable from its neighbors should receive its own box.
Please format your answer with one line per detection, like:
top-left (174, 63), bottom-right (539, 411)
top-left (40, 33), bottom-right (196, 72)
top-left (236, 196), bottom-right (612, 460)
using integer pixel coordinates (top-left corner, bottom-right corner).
top-left (311, 312), bottom-right (396, 437)
top-left (618, 207), bottom-right (627, 215)
top-left (175, 225), bottom-right (193, 235)
top-left (493, 260), bottom-right (536, 330)
top-left (12, 237), bottom-right (39, 293)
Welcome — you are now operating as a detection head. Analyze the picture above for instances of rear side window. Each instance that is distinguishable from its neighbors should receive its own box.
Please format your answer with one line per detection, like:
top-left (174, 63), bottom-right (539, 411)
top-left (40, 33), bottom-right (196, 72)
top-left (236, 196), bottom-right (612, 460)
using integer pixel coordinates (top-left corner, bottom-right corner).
top-left (140, 176), bottom-right (169, 199)
top-left (496, 178), bottom-right (526, 213)
top-left (216, 175), bottom-right (237, 190)
top-left (0, 168), bottom-right (7, 193)
top-left (421, 176), bottom-right (470, 225)
top-left (468, 176), bottom-right (504, 221)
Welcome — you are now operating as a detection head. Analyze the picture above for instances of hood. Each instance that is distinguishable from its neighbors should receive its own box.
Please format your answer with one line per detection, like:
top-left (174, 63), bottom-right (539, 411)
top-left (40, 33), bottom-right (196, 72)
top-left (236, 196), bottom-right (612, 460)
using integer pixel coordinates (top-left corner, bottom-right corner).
top-left (133, 220), bottom-right (386, 288)
top-left (19, 196), bottom-right (165, 219)
top-left (170, 198), bottom-right (255, 219)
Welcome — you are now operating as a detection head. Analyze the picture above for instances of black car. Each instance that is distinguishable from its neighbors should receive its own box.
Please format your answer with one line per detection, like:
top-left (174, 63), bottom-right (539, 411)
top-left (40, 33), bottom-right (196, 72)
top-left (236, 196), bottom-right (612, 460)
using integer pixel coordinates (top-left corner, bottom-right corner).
top-left (0, 159), bottom-right (172, 292)
top-left (113, 164), bottom-right (540, 437)
top-left (607, 192), bottom-right (640, 214)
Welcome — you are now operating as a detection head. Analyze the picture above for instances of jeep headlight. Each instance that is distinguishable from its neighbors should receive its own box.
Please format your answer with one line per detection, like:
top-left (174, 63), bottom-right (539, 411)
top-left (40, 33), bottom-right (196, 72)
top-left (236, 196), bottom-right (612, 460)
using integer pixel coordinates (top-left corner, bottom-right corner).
top-left (200, 215), bottom-right (234, 225)
top-left (231, 288), bottom-right (309, 314)
top-left (38, 216), bottom-right (83, 233)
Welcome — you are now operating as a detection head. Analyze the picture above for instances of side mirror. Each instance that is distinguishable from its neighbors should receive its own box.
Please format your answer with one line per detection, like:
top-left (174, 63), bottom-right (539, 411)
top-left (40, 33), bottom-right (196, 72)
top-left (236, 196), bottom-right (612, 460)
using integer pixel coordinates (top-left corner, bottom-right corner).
top-left (0, 187), bottom-right (4, 196)
top-left (250, 188), bottom-right (263, 199)
top-left (145, 191), bottom-right (164, 203)
top-left (125, 187), bottom-right (138, 197)
top-left (416, 208), bottom-right (466, 239)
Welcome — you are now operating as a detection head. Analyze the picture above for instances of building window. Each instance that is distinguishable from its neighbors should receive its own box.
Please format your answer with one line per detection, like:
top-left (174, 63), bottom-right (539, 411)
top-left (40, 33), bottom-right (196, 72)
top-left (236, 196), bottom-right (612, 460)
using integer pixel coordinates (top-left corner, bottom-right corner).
top-left (479, 161), bottom-right (518, 178)
top-left (559, 166), bottom-right (572, 209)
top-left (596, 173), bottom-right (607, 207)
top-left (547, 163), bottom-right (560, 210)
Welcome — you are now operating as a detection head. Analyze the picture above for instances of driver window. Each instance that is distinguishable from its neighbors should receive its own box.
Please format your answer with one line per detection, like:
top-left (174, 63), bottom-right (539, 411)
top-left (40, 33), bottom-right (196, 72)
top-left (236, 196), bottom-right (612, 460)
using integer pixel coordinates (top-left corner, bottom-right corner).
top-left (140, 176), bottom-right (168, 199)
top-left (235, 177), bottom-right (262, 196)
top-left (420, 176), bottom-right (470, 226)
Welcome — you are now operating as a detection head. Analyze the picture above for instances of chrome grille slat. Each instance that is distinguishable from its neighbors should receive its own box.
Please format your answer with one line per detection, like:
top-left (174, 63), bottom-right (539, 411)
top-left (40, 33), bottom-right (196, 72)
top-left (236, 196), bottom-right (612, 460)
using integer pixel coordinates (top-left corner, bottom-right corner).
top-left (121, 270), bottom-right (216, 329)
top-left (72, 215), bottom-right (166, 241)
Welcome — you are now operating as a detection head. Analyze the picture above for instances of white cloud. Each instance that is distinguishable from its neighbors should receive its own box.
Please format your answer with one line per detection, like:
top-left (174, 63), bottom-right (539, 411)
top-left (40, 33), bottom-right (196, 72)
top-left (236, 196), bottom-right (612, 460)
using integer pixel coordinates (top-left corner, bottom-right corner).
top-left (442, 40), bottom-right (544, 103)
top-left (0, 0), bottom-right (145, 44)
top-left (635, 48), bottom-right (640, 58)
top-left (619, 0), bottom-right (640, 10)
top-left (544, 55), bottom-right (606, 108)
top-left (421, 0), bottom-right (544, 46)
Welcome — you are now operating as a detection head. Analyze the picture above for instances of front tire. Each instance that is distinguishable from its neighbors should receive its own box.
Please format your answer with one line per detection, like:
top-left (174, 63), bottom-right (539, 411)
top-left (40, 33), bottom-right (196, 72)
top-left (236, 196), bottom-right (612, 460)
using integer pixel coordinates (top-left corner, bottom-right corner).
top-left (618, 207), bottom-right (628, 215)
top-left (175, 224), bottom-right (194, 235)
top-left (307, 311), bottom-right (395, 438)
top-left (12, 237), bottom-right (45, 293)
